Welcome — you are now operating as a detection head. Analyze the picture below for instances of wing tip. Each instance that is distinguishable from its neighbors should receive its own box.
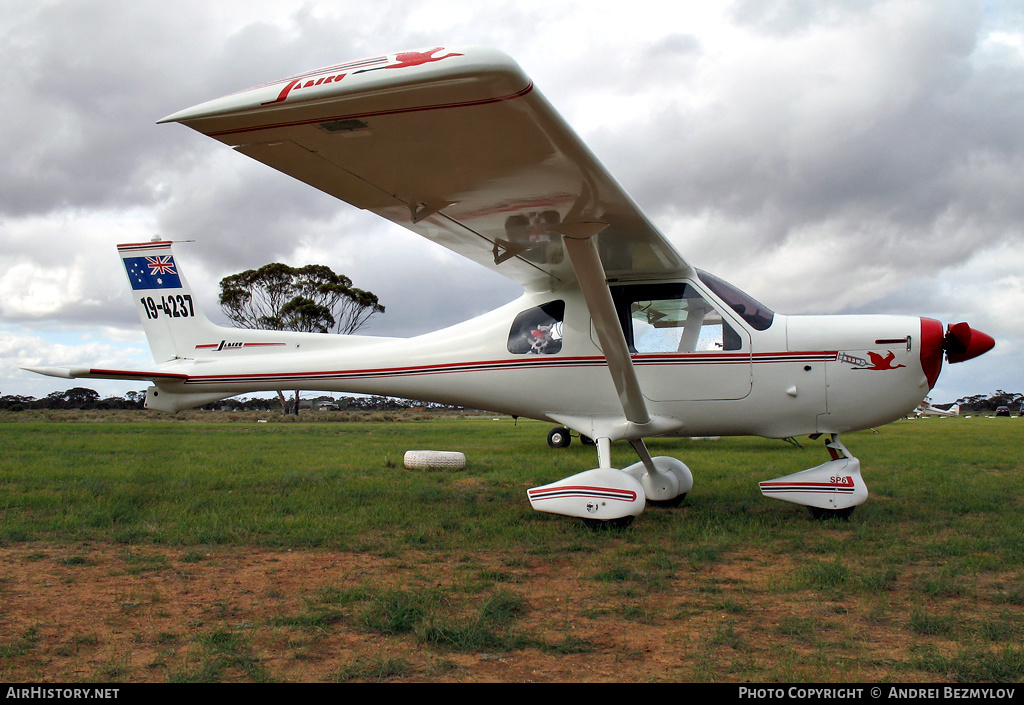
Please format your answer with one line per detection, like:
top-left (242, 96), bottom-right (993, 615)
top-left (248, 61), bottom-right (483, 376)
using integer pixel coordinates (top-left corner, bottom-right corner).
top-left (157, 46), bottom-right (525, 127)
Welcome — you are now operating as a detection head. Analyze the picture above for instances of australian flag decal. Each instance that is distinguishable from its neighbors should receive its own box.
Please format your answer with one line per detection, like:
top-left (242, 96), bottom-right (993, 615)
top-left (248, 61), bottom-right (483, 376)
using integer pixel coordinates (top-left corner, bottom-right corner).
top-left (124, 255), bottom-right (182, 290)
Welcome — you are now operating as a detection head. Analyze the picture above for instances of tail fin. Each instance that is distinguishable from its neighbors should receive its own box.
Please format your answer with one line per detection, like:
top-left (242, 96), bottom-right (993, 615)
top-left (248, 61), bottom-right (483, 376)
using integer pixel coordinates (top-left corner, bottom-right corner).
top-left (27, 240), bottom-right (388, 410)
top-left (119, 240), bottom-right (222, 362)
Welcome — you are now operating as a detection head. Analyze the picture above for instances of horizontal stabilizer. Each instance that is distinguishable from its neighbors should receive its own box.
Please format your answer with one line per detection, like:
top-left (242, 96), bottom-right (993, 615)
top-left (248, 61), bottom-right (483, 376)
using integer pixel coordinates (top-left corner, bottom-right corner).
top-left (21, 366), bottom-right (187, 382)
top-left (21, 366), bottom-right (87, 379)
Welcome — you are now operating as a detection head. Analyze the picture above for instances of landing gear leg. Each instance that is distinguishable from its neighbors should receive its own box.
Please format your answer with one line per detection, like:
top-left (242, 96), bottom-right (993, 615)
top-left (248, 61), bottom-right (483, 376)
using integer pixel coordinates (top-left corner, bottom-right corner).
top-left (526, 435), bottom-right (645, 527)
top-left (624, 438), bottom-right (692, 508)
top-left (575, 437), bottom-right (645, 529)
top-left (806, 436), bottom-right (860, 520)
top-left (525, 436), bottom-right (692, 528)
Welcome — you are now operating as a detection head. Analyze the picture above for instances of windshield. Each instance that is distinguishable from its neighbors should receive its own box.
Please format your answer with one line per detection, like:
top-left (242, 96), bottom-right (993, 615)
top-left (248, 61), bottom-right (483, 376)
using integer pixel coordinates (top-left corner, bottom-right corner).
top-left (696, 269), bottom-right (775, 331)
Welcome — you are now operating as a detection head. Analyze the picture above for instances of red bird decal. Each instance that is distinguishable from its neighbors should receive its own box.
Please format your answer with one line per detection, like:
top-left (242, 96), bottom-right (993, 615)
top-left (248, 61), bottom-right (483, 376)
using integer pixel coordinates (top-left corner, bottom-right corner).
top-left (865, 350), bottom-right (906, 371)
top-left (386, 48), bottom-right (463, 69)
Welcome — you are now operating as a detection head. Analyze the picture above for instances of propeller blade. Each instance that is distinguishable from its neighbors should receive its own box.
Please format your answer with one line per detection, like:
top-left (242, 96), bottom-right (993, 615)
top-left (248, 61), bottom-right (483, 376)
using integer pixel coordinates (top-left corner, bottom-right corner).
top-left (944, 322), bottom-right (994, 363)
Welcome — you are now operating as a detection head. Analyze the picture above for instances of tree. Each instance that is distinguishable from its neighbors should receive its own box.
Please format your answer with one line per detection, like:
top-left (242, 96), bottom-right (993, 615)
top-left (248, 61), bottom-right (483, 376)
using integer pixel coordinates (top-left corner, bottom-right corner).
top-left (0, 394), bottom-right (35, 411)
top-left (125, 390), bottom-right (146, 409)
top-left (955, 390), bottom-right (1023, 412)
top-left (40, 387), bottom-right (100, 409)
top-left (219, 262), bottom-right (385, 414)
top-left (219, 263), bottom-right (384, 335)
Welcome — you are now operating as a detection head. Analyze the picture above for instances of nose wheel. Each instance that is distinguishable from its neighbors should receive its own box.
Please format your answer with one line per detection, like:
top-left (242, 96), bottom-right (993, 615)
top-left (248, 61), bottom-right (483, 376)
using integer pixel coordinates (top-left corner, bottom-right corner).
top-left (807, 505), bottom-right (856, 520)
top-left (759, 435), bottom-right (867, 518)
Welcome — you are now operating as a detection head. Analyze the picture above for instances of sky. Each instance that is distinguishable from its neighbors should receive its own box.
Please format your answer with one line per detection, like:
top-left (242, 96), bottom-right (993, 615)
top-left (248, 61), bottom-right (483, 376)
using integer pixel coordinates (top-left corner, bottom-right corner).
top-left (2, 0), bottom-right (1023, 405)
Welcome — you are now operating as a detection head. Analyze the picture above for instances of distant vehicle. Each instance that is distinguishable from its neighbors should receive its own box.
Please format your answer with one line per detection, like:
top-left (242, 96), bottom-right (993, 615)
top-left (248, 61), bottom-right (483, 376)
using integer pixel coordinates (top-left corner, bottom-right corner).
top-left (996, 406), bottom-right (1011, 417)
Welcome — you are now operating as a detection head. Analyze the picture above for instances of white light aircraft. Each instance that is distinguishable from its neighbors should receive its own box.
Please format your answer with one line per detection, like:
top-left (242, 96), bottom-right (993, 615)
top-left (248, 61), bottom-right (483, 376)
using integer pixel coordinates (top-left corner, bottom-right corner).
top-left (914, 402), bottom-right (960, 418)
top-left (27, 47), bottom-right (995, 526)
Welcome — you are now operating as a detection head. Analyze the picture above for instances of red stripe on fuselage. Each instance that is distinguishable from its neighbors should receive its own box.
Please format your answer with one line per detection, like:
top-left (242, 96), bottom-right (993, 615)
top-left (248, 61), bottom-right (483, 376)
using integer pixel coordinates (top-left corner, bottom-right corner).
top-left (174, 352), bottom-right (839, 387)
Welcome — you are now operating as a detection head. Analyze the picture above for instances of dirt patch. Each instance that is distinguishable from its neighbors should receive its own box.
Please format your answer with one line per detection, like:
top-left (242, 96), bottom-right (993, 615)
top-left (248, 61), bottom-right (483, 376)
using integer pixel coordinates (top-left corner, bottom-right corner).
top-left (0, 542), bottom-right (986, 683)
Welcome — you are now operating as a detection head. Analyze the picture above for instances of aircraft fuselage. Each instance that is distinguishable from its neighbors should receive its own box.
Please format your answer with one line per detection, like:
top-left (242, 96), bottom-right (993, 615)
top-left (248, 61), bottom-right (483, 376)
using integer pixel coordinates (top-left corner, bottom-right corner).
top-left (137, 275), bottom-right (935, 442)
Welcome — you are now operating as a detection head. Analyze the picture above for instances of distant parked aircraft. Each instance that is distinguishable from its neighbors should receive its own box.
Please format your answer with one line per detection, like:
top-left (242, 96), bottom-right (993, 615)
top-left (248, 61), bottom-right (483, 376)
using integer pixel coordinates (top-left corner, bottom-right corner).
top-left (914, 402), bottom-right (960, 417)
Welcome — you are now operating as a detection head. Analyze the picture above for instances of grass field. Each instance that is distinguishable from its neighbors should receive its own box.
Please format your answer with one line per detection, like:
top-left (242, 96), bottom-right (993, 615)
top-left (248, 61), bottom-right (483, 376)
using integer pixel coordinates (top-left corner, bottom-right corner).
top-left (0, 412), bottom-right (1022, 682)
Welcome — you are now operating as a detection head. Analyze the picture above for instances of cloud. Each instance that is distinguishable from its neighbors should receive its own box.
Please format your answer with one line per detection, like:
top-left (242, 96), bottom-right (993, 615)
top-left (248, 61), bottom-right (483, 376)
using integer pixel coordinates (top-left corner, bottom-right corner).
top-left (0, 324), bottom-right (150, 399)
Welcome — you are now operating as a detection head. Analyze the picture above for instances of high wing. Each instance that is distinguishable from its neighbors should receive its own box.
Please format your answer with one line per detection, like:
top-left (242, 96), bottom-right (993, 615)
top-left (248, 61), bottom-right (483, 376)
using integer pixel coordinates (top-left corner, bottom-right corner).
top-left (159, 46), bottom-right (691, 293)
top-left (160, 46), bottom-right (693, 429)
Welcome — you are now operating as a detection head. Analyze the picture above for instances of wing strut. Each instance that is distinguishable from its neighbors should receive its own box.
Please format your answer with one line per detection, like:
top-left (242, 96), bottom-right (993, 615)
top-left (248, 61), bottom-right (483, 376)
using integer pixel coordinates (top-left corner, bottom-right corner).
top-left (561, 233), bottom-right (650, 427)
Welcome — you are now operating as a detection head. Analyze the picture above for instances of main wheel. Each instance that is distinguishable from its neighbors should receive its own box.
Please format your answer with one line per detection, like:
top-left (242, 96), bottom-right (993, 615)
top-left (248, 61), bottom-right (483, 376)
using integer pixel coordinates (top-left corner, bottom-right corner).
top-left (547, 427), bottom-right (571, 448)
top-left (647, 493), bottom-right (687, 508)
top-left (582, 515), bottom-right (635, 530)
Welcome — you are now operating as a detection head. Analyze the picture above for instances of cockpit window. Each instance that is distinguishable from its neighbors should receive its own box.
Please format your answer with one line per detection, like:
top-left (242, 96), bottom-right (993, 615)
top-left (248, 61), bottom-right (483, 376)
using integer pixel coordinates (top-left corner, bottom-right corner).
top-left (612, 283), bottom-right (743, 353)
top-left (696, 269), bottom-right (775, 331)
top-left (507, 301), bottom-right (565, 354)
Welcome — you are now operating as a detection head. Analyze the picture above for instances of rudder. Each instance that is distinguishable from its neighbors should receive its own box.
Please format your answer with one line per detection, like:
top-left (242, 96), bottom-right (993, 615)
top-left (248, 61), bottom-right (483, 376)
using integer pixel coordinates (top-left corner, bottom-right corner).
top-left (119, 240), bottom-right (221, 362)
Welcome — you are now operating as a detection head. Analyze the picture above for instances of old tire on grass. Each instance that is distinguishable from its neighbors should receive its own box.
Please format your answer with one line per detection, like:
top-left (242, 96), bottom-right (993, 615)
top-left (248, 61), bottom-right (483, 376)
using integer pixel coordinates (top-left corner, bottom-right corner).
top-left (403, 450), bottom-right (466, 470)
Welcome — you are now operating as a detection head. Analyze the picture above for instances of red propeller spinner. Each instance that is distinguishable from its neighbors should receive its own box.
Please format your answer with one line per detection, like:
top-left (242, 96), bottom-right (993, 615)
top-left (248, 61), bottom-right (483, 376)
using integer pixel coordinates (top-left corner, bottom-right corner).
top-left (920, 318), bottom-right (994, 389)
top-left (943, 321), bottom-right (995, 364)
